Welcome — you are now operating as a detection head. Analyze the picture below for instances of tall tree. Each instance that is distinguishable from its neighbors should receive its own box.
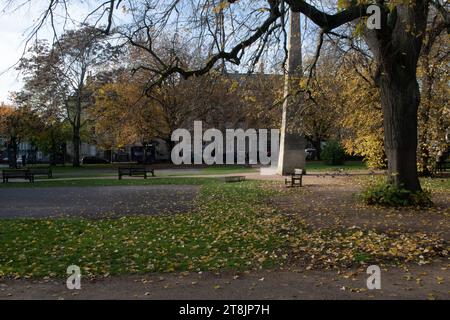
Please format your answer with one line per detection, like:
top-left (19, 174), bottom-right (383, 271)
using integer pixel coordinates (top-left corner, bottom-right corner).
top-left (92, 72), bottom-right (168, 150)
top-left (17, 26), bottom-right (115, 166)
top-left (417, 13), bottom-right (450, 175)
top-left (0, 104), bottom-right (40, 168)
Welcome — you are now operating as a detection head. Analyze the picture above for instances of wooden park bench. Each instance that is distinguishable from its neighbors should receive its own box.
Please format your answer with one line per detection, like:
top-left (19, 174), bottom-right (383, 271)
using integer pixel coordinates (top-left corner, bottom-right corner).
top-left (285, 169), bottom-right (304, 187)
top-left (2, 169), bottom-right (34, 183)
top-left (28, 167), bottom-right (53, 179)
top-left (118, 165), bottom-right (155, 180)
top-left (435, 161), bottom-right (450, 173)
top-left (224, 176), bottom-right (246, 183)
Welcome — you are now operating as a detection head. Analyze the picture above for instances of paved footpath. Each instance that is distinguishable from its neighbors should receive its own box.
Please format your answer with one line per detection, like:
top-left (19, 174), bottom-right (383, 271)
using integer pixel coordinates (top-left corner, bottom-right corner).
top-left (0, 260), bottom-right (448, 300)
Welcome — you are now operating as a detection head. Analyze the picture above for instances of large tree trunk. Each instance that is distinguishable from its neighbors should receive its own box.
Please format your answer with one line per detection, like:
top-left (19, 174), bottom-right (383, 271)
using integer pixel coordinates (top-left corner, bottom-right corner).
top-left (312, 139), bottom-right (322, 161)
top-left (367, 3), bottom-right (428, 192)
top-left (50, 135), bottom-right (57, 166)
top-left (72, 124), bottom-right (81, 167)
top-left (9, 137), bottom-right (18, 169)
top-left (72, 98), bottom-right (82, 167)
top-left (379, 68), bottom-right (422, 191)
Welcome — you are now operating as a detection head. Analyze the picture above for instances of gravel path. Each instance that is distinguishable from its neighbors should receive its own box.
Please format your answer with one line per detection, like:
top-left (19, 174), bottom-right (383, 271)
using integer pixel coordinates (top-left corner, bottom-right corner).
top-left (271, 175), bottom-right (450, 240)
top-left (0, 185), bottom-right (200, 219)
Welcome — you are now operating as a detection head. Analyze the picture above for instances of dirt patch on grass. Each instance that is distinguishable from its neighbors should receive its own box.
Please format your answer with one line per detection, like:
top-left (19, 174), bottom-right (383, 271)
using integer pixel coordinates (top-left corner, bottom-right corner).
top-left (271, 176), bottom-right (449, 240)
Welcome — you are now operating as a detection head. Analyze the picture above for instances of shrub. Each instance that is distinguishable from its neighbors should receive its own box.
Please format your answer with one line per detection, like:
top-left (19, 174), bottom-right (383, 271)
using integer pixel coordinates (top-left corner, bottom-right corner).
top-left (361, 182), bottom-right (433, 207)
top-left (321, 140), bottom-right (346, 165)
top-left (341, 136), bottom-right (387, 169)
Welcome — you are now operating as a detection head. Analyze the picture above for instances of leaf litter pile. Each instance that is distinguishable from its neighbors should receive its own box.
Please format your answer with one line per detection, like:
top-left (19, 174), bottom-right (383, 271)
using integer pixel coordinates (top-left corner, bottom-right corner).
top-left (0, 180), bottom-right (447, 278)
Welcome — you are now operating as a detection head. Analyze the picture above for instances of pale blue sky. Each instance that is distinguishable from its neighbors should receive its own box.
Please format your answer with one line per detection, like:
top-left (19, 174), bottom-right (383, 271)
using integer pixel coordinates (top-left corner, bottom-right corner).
top-left (0, 1), bottom-right (316, 104)
top-left (0, 3), bottom-right (42, 103)
top-left (0, 1), bottom-right (121, 103)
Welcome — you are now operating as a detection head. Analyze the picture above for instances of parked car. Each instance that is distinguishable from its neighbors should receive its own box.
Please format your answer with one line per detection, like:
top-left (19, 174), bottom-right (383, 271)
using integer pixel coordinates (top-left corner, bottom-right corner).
top-left (0, 157), bottom-right (23, 166)
top-left (81, 156), bottom-right (110, 164)
top-left (305, 148), bottom-right (317, 160)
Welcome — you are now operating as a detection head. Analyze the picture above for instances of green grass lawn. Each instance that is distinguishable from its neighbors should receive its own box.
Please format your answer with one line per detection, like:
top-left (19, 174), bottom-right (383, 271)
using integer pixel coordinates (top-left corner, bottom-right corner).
top-left (0, 177), bottom-right (217, 189)
top-left (20, 164), bottom-right (257, 178)
top-left (420, 177), bottom-right (450, 192)
top-left (199, 166), bottom-right (258, 175)
top-left (0, 180), bottom-right (287, 278)
top-left (21, 161), bottom-right (368, 178)
top-left (0, 177), bottom-right (446, 279)
top-left (358, 175), bottom-right (450, 192)
top-left (26, 164), bottom-right (114, 171)
top-left (20, 164), bottom-right (119, 179)
top-left (305, 160), bottom-right (367, 171)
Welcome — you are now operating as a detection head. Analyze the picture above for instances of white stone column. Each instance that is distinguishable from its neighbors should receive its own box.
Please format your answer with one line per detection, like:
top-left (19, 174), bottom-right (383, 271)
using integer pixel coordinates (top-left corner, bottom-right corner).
top-left (277, 11), bottom-right (306, 176)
